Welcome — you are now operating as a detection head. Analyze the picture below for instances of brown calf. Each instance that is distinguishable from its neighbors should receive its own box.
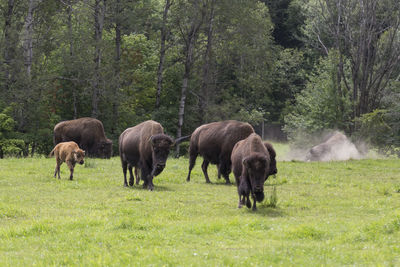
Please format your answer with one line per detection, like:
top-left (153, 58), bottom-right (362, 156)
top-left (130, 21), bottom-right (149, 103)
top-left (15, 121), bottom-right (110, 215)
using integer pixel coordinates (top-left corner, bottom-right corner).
top-left (49, 141), bottom-right (85, 180)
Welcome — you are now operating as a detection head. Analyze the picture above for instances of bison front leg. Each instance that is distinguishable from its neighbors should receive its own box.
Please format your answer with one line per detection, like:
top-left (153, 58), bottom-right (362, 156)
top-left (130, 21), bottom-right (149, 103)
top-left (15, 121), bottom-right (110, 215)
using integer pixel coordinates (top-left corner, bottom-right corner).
top-left (141, 164), bottom-right (153, 191)
top-left (238, 178), bottom-right (251, 209)
top-left (251, 193), bottom-right (257, 211)
top-left (218, 161), bottom-right (231, 184)
top-left (67, 162), bottom-right (75, 180)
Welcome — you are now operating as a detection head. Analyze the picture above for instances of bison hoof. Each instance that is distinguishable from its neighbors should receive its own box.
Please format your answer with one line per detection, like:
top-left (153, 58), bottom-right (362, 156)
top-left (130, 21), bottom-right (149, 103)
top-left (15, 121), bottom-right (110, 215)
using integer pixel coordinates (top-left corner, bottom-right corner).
top-left (129, 181), bottom-right (134, 186)
top-left (246, 200), bottom-right (251, 209)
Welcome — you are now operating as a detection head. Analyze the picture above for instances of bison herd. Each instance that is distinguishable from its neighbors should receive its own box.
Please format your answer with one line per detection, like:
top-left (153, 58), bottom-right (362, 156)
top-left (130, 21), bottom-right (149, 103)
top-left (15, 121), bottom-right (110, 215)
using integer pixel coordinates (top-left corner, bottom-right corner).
top-left (51, 118), bottom-right (277, 210)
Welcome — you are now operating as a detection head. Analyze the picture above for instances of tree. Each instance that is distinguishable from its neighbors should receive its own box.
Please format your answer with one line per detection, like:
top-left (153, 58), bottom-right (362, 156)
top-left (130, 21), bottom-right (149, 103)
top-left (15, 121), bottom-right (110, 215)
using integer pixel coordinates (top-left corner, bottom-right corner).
top-left (304, 0), bottom-right (400, 129)
top-left (91, 0), bottom-right (106, 118)
top-left (155, 0), bottom-right (173, 109)
top-left (174, 0), bottom-right (206, 155)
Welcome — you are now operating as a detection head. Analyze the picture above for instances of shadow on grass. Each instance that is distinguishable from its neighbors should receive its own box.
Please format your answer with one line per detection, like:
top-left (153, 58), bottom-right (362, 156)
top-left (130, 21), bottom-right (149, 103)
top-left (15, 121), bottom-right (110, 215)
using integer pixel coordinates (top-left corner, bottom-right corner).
top-left (251, 207), bottom-right (284, 217)
top-left (123, 184), bottom-right (175, 192)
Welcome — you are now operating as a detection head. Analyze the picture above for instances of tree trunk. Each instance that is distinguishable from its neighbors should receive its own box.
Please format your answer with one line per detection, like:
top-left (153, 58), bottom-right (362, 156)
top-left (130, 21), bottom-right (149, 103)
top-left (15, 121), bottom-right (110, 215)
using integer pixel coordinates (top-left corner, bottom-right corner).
top-left (112, 0), bottom-right (121, 134)
top-left (23, 0), bottom-right (37, 80)
top-left (92, 0), bottom-right (105, 118)
top-left (176, 43), bottom-right (194, 156)
top-left (155, 0), bottom-right (172, 109)
top-left (199, 0), bottom-right (215, 123)
top-left (2, 0), bottom-right (15, 94)
top-left (67, 1), bottom-right (78, 119)
top-left (176, 2), bottom-right (205, 156)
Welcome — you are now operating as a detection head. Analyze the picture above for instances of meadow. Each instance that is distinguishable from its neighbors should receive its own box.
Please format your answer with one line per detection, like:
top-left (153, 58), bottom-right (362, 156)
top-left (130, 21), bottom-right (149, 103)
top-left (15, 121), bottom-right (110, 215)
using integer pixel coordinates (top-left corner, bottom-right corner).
top-left (0, 145), bottom-right (400, 266)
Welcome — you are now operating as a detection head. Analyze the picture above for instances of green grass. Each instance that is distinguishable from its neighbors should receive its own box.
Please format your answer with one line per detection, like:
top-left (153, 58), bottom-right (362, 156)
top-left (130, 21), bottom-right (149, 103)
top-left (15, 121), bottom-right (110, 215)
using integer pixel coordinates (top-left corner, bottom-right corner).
top-left (1, 149), bottom-right (400, 266)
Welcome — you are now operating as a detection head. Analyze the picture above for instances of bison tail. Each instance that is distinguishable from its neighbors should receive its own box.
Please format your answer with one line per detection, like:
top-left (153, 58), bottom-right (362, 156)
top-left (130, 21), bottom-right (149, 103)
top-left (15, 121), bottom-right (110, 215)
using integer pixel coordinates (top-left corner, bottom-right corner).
top-left (49, 148), bottom-right (55, 157)
top-left (175, 134), bottom-right (191, 145)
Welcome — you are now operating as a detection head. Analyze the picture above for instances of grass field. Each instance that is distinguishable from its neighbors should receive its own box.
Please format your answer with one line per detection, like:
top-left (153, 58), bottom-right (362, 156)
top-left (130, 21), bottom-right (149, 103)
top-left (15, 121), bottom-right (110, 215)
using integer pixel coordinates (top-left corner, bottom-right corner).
top-left (1, 145), bottom-right (400, 266)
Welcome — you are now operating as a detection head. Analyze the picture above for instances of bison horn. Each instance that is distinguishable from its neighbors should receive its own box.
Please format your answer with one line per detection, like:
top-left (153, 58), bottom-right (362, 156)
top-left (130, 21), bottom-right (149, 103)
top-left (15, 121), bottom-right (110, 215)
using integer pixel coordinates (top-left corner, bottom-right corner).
top-left (149, 136), bottom-right (155, 145)
top-left (242, 157), bottom-right (249, 167)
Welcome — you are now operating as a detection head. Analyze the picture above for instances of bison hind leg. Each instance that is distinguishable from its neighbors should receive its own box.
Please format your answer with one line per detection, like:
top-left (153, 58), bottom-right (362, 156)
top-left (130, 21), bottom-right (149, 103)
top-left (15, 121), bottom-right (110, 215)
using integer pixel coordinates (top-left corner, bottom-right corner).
top-left (122, 161), bottom-right (128, 187)
top-left (201, 160), bottom-right (211, 183)
top-left (135, 167), bottom-right (140, 185)
top-left (128, 165), bottom-right (134, 186)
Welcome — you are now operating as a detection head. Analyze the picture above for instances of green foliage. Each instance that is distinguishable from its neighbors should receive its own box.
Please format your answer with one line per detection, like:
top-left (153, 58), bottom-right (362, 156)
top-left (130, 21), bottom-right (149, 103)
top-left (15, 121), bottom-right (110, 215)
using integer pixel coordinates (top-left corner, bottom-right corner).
top-left (355, 109), bottom-right (391, 146)
top-left (355, 109), bottom-right (400, 156)
top-left (283, 51), bottom-right (352, 144)
top-left (0, 109), bottom-right (25, 158)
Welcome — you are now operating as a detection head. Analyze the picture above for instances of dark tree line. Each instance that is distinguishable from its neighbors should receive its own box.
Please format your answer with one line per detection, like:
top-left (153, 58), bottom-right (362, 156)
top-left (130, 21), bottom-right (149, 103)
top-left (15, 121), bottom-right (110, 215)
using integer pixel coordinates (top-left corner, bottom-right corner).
top-left (0, 0), bottom-right (399, 157)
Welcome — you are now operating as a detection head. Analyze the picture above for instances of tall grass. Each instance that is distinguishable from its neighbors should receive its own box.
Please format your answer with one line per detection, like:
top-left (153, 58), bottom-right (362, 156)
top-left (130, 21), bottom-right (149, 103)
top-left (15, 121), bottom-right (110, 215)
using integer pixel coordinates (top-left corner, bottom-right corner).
top-left (1, 151), bottom-right (400, 266)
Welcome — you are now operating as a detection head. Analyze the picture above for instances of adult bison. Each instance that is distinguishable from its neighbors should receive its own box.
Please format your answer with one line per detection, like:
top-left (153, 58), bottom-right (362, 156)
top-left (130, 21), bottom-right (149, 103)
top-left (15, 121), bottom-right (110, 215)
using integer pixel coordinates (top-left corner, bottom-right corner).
top-left (119, 120), bottom-right (174, 191)
top-left (186, 120), bottom-right (254, 184)
top-left (306, 131), bottom-right (360, 161)
top-left (54, 117), bottom-right (112, 158)
top-left (231, 133), bottom-right (275, 211)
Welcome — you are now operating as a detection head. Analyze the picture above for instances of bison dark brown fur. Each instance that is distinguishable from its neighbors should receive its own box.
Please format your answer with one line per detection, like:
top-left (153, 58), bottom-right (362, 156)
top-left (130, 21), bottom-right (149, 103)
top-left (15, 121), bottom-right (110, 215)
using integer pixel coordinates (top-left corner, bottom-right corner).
top-left (119, 120), bottom-right (173, 191)
top-left (264, 141), bottom-right (277, 177)
top-left (49, 141), bottom-right (85, 180)
top-left (54, 117), bottom-right (112, 158)
top-left (232, 133), bottom-right (275, 211)
top-left (186, 120), bottom-right (254, 184)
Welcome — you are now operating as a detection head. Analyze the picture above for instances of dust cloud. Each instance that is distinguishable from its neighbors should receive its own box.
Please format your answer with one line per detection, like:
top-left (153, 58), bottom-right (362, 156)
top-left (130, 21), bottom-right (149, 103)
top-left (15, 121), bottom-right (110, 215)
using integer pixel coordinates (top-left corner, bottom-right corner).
top-left (284, 131), bottom-right (364, 162)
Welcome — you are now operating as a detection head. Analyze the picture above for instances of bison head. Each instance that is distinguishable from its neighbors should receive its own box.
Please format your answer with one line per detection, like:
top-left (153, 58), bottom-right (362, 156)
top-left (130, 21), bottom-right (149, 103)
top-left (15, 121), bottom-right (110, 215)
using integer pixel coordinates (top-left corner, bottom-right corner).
top-left (150, 134), bottom-right (173, 176)
top-left (74, 149), bottom-right (85, 165)
top-left (243, 153), bottom-right (269, 202)
top-left (96, 139), bottom-right (113, 158)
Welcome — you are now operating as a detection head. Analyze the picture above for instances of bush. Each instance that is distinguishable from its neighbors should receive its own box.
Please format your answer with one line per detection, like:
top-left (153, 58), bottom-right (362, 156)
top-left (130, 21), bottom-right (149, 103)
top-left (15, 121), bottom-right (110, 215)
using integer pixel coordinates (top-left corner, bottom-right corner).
top-left (0, 110), bottom-right (25, 158)
top-left (355, 109), bottom-right (400, 156)
top-left (0, 139), bottom-right (25, 158)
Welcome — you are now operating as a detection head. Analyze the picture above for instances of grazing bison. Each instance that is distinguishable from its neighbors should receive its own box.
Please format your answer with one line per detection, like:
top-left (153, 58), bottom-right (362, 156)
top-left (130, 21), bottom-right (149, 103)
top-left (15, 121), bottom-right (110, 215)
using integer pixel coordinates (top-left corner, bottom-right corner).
top-left (119, 120), bottom-right (174, 191)
top-left (50, 141), bottom-right (85, 180)
top-left (306, 131), bottom-right (360, 161)
top-left (54, 117), bottom-right (112, 158)
top-left (231, 133), bottom-right (274, 211)
top-left (186, 120), bottom-right (255, 184)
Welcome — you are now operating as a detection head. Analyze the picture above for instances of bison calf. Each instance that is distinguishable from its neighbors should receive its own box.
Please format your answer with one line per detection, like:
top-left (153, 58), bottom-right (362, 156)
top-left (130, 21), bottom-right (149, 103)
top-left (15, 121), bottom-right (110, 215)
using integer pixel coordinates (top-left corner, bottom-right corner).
top-left (50, 141), bottom-right (85, 180)
top-left (231, 134), bottom-right (276, 211)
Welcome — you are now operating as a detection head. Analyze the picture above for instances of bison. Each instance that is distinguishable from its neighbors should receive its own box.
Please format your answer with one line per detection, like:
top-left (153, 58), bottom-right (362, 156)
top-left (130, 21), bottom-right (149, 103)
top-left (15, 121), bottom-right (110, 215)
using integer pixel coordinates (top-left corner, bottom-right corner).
top-left (306, 131), bottom-right (360, 161)
top-left (50, 141), bottom-right (85, 180)
top-left (231, 133), bottom-right (275, 211)
top-left (119, 120), bottom-right (174, 191)
top-left (186, 120), bottom-right (255, 184)
top-left (53, 117), bottom-right (112, 158)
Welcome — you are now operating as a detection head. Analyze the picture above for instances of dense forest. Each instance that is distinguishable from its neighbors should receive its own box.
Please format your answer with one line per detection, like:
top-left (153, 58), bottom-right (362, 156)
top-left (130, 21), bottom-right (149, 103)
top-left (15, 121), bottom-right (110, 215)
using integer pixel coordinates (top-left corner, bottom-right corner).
top-left (0, 0), bottom-right (399, 157)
